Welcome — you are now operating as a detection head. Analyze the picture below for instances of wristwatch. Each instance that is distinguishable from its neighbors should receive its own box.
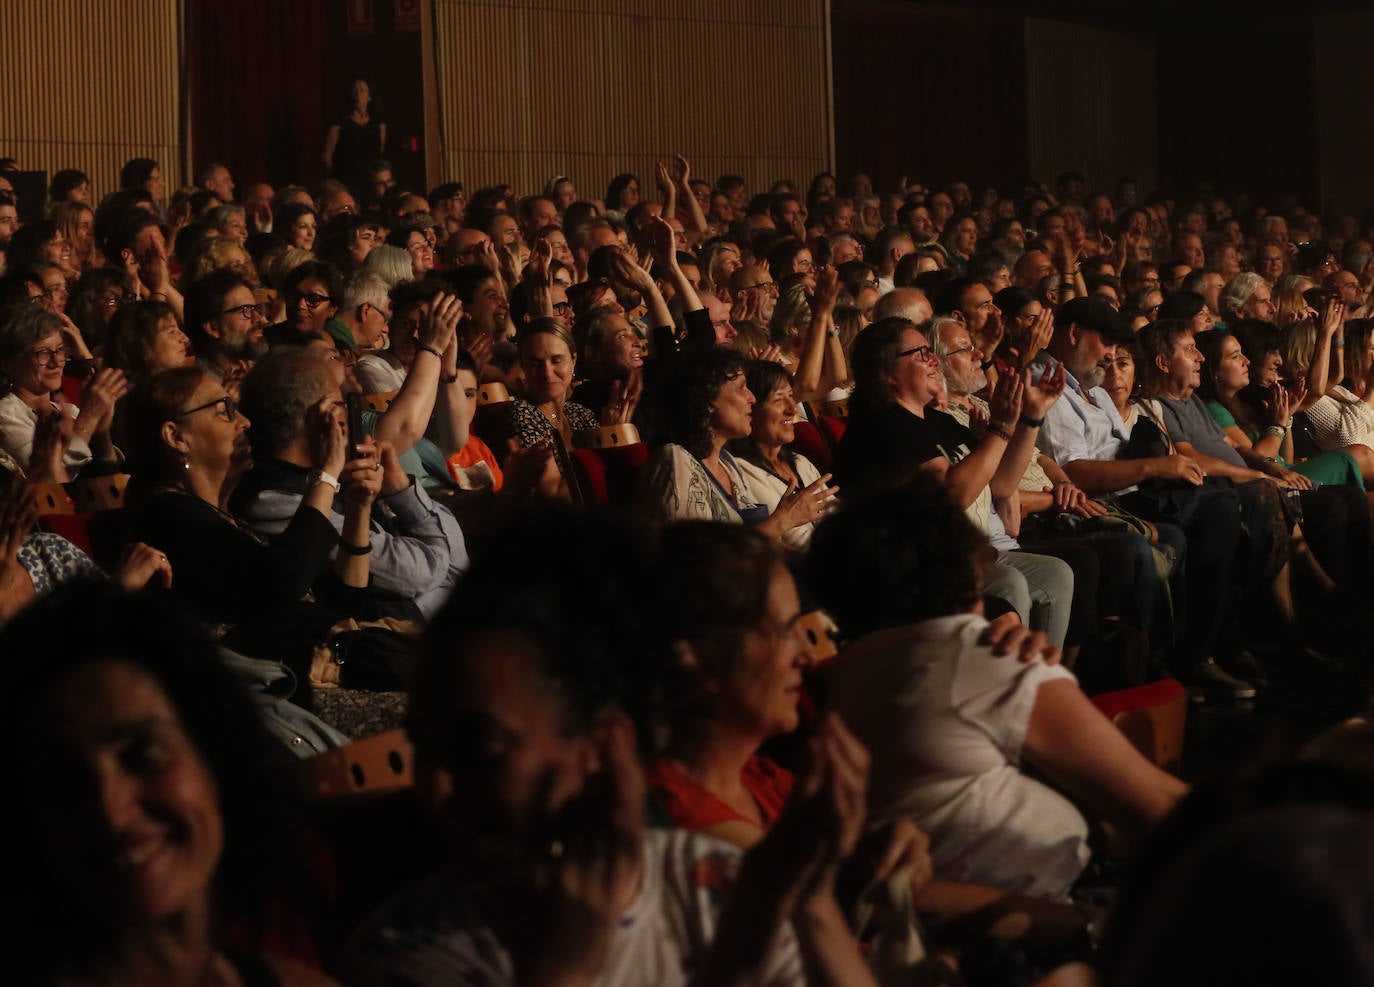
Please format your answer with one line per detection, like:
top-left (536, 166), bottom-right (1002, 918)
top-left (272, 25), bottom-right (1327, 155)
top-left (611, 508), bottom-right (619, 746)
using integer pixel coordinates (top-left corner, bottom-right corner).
top-left (307, 468), bottom-right (341, 493)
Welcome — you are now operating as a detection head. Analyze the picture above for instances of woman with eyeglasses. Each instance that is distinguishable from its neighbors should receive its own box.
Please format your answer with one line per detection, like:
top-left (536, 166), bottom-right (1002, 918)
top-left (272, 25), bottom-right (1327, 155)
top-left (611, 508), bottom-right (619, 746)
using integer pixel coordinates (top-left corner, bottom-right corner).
top-left (68, 267), bottom-right (139, 354)
top-left (0, 307), bottom-right (126, 480)
top-left (124, 364), bottom-right (384, 682)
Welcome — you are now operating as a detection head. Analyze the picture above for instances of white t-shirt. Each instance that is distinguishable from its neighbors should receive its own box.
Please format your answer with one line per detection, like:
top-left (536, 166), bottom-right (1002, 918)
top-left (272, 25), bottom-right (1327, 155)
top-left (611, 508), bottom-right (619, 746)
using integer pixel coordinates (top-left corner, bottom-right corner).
top-left (346, 828), bottom-right (804, 987)
top-left (826, 613), bottom-right (1090, 899)
top-left (735, 453), bottom-right (822, 551)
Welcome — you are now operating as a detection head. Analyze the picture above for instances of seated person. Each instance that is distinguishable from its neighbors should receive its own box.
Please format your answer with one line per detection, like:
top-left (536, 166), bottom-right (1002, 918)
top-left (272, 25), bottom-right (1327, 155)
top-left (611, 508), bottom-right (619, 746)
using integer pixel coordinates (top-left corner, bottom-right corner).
top-left (647, 520), bottom-right (1102, 955)
top-left (0, 307), bottom-right (125, 478)
top-left (834, 316), bottom-right (1075, 647)
top-left (125, 365), bottom-right (381, 681)
top-left (809, 477), bottom-right (1187, 900)
top-left (1034, 297), bottom-right (1251, 699)
top-left (347, 504), bottom-right (878, 987)
top-left (103, 299), bottom-right (196, 386)
top-left (230, 347), bottom-right (468, 620)
top-left (0, 581), bottom-right (337, 985)
top-left (642, 347), bottom-right (834, 541)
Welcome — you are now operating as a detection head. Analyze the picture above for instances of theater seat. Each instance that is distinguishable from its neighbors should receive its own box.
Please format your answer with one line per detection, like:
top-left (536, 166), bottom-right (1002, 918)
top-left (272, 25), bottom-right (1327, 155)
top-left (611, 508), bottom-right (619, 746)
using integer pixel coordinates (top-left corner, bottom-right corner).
top-left (1091, 679), bottom-right (1188, 774)
top-left (793, 420), bottom-right (831, 472)
top-left (295, 728), bottom-right (414, 799)
top-left (68, 472), bottom-right (130, 513)
top-left (38, 512), bottom-right (95, 557)
top-left (816, 414), bottom-right (847, 451)
top-left (361, 390), bottom-right (397, 412)
top-left (570, 441), bottom-right (649, 507)
top-left (31, 482), bottom-right (73, 515)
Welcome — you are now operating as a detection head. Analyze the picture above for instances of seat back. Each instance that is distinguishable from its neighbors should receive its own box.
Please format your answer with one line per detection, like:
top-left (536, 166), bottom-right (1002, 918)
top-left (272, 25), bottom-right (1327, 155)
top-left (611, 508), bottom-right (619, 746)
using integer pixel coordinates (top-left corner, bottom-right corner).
top-left (470, 402), bottom-right (513, 460)
top-left (69, 473), bottom-right (130, 513)
top-left (570, 442), bottom-right (649, 508)
top-left (296, 728), bottom-right (414, 799)
top-left (1090, 679), bottom-right (1188, 773)
top-left (797, 609), bottom-right (839, 663)
top-left (362, 390), bottom-right (398, 412)
top-left (816, 415), bottom-right (848, 452)
top-left (38, 512), bottom-right (95, 557)
top-left (476, 381), bottom-right (510, 405)
top-left (572, 423), bottom-right (640, 450)
top-left (793, 420), bottom-right (832, 472)
top-left (31, 482), bottom-right (73, 515)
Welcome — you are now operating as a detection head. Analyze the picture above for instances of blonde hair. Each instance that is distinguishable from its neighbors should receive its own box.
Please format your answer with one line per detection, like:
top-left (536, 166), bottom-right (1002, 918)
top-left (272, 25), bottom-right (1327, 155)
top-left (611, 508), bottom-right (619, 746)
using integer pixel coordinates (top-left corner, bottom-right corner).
top-left (1279, 320), bottom-right (1316, 375)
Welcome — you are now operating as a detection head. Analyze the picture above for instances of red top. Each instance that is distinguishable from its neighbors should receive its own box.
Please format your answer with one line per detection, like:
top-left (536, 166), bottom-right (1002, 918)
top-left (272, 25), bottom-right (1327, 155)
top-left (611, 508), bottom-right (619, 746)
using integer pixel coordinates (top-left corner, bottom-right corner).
top-left (647, 756), bottom-right (795, 831)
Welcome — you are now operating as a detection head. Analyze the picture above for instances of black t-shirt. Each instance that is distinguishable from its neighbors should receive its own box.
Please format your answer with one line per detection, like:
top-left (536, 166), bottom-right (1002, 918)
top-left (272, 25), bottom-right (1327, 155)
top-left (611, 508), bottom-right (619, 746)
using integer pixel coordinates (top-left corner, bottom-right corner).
top-left (834, 402), bottom-right (971, 496)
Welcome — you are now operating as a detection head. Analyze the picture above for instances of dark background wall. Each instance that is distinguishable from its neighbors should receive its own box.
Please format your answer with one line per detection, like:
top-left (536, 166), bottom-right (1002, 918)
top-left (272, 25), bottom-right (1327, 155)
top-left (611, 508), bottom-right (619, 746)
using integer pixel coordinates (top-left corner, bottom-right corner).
top-left (187, 0), bottom-right (426, 192)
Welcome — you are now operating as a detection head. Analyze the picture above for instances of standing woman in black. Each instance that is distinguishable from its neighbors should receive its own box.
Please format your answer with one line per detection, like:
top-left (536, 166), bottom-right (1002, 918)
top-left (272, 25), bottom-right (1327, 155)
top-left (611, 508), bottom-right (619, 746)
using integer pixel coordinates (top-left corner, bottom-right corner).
top-left (322, 78), bottom-right (387, 189)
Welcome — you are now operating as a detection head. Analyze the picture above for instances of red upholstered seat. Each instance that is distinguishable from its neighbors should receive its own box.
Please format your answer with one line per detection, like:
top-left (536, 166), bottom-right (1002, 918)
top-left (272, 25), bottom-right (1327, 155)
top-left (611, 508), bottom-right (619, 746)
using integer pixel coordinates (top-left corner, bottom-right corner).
top-left (816, 415), bottom-right (847, 451)
top-left (793, 420), bottom-right (831, 472)
top-left (570, 443), bottom-right (649, 507)
top-left (1091, 679), bottom-right (1188, 773)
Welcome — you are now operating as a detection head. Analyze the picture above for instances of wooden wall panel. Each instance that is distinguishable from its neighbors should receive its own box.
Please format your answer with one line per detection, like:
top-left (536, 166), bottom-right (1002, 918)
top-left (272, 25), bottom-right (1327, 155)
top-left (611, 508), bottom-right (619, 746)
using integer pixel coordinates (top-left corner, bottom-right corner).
top-left (1024, 18), bottom-right (1157, 197)
top-left (433, 0), bottom-right (831, 198)
top-left (1, 0), bottom-right (180, 202)
top-left (831, 1), bottom-right (1028, 195)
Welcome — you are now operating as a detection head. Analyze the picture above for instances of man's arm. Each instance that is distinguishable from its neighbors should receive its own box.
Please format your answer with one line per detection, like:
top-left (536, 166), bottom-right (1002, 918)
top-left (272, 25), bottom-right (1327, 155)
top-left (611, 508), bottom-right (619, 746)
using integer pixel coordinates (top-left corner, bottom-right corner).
top-left (1061, 454), bottom-right (1204, 494)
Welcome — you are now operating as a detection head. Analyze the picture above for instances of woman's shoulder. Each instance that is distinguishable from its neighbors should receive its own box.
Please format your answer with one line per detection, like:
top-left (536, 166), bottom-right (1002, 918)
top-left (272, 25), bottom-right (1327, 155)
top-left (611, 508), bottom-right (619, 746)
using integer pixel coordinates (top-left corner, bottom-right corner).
top-left (564, 401), bottom-right (599, 429)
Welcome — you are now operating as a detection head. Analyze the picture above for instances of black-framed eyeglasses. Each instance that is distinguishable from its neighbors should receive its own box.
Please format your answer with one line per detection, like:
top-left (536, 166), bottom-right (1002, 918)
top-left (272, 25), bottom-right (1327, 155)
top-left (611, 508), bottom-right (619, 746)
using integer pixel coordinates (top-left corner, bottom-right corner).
top-left (552, 300), bottom-right (572, 315)
top-left (31, 345), bottom-right (69, 366)
top-left (223, 303), bottom-right (264, 319)
top-left (898, 344), bottom-right (937, 363)
top-left (174, 395), bottom-right (237, 422)
top-left (297, 292), bottom-right (334, 309)
top-left (944, 344), bottom-right (976, 358)
top-left (741, 282), bottom-right (779, 296)
top-left (101, 291), bottom-right (139, 309)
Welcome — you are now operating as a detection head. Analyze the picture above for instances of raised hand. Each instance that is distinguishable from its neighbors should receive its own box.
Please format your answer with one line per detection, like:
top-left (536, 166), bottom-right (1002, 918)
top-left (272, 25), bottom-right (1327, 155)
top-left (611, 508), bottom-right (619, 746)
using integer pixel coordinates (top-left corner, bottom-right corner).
top-left (774, 473), bottom-right (838, 531)
top-left (1022, 362), bottom-right (1066, 420)
top-left (29, 407), bottom-right (74, 484)
top-left (601, 368), bottom-right (643, 426)
top-left (748, 342), bottom-right (786, 364)
top-left (646, 215), bottom-right (678, 269)
top-left (306, 396), bottom-right (348, 476)
top-left (987, 364), bottom-right (1024, 430)
top-left (670, 154), bottom-right (692, 188)
top-left (339, 436), bottom-right (383, 509)
top-left (424, 292), bottom-right (463, 354)
top-left (812, 264), bottom-right (840, 311)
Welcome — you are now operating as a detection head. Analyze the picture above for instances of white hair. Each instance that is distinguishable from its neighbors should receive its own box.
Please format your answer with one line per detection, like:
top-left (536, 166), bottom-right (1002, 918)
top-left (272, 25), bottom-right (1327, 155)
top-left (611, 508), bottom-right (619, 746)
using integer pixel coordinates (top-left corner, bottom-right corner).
top-left (364, 245), bottom-right (415, 290)
top-left (1220, 272), bottom-right (1265, 318)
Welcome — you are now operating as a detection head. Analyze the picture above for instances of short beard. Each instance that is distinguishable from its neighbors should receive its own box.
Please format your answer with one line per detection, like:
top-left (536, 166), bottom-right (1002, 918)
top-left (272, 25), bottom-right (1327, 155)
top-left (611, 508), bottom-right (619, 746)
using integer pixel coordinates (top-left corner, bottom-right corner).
top-left (1076, 363), bottom-right (1106, 389)
top-left (942, 364), bottom-right (987, 397)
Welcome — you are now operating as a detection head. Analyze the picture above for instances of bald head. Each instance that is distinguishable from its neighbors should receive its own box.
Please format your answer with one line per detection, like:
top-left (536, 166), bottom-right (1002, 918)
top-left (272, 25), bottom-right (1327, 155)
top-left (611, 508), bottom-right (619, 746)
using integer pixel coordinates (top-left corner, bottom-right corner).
top-left (872, 287), bottom-right (933, 326)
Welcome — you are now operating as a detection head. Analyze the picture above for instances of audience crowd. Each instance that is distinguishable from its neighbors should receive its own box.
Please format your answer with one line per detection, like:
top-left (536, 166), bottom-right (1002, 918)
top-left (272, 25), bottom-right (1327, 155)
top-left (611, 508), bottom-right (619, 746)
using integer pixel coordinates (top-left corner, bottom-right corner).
top-left (6, 123), bottom-right (1374, 986)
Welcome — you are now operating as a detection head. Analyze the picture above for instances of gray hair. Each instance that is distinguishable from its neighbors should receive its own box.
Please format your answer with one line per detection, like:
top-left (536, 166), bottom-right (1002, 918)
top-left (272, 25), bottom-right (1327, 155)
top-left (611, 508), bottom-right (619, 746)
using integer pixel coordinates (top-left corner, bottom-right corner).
top-left (1220, 272), bottom-right (1265, 319)
top-left (238, 347), bottom-right (334, 457)
top-left (341, 270), bottom-right (391, 313)
top-left (872, 287), bottom-right (930, 324)
top-left (927, 315), bottom-right (963, 359)
top-left (204, 204), bottom-right (245, 232)
top-left (0, 307), bottom-right (64, 396)
top-left (364, 245), bottom-right (415, 290)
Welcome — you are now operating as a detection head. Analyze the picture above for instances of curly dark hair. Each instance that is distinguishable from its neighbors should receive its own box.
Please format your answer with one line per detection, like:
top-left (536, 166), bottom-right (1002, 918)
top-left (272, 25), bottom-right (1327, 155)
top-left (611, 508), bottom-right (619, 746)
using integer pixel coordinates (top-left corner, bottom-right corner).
top-left (651, 346), bottom-right (747, 459)
top-left (807, 473), bottom-right (988, 640)
top-left (415, 502), bottom-right (666, 762)
top-left (647, 522), bottom-right (784, 754)
top-left (102, 300), bottom-right (180, 385)
top-left (0, 581), bottom-right (299, 984)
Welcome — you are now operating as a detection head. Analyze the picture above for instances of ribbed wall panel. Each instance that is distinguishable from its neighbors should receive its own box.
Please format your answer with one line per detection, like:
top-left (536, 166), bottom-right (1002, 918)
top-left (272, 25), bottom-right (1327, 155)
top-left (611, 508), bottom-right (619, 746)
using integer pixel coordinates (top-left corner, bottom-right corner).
top-left (1, 0), bottom-right (180, 200)
top-left (433, 0), bottom-right (831, 197)
top-left (1024, 17), bottom-right (1157, 195)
